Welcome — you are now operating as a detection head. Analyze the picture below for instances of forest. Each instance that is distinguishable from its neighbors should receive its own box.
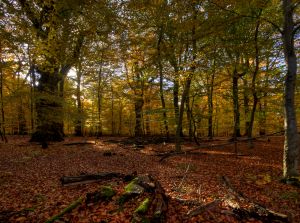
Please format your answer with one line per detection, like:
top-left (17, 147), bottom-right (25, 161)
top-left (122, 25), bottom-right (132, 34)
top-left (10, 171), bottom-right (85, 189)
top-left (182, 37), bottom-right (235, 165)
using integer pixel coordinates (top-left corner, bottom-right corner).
top-left (0, 0), bottom-right (300, 222)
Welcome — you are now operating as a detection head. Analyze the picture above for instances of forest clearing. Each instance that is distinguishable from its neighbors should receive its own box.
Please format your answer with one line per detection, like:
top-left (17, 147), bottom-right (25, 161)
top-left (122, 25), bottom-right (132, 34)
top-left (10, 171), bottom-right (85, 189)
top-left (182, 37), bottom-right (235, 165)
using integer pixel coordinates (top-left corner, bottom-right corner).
top-left (0, 136), bottom-right (299, 222)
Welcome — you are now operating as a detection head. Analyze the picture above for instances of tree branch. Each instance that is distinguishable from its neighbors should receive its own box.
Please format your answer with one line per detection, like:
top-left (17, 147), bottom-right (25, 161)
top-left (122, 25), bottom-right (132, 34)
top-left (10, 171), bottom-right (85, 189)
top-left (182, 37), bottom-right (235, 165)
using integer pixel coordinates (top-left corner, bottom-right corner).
top-left (17, 0), bottom-right (47, 38)
top-left (210, 1), bottom-right (283, 35)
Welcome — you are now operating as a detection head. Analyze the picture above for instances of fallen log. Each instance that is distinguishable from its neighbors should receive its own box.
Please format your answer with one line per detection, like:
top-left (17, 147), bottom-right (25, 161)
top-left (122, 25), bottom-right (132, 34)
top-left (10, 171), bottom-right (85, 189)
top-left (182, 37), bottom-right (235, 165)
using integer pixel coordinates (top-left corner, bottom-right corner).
top-left (220, 176), bottom-right (291, 223)
top-left (60, 173), bottom-right (124, 186)
top-left (63, 141), bottom-right (95, 146)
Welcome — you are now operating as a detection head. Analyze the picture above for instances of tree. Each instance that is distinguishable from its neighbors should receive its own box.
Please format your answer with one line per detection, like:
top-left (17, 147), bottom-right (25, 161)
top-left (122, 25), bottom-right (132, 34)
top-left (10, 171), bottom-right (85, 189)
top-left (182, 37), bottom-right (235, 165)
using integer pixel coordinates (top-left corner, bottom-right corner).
top-left (281, 0), bottom-right (299, 178)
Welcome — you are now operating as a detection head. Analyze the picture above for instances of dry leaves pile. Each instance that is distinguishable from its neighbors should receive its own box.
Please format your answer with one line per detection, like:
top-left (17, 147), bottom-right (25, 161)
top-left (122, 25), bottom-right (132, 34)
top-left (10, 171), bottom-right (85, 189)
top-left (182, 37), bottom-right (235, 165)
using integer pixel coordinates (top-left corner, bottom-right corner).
top-left (0, 136), bottom-right (299, 222)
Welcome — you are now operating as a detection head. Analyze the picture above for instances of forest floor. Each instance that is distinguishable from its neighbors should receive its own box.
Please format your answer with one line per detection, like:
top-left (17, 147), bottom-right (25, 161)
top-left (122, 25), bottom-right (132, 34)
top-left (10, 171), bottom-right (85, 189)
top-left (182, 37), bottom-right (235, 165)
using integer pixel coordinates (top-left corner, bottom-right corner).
top-left (0, 135), bottom-right (299, 223)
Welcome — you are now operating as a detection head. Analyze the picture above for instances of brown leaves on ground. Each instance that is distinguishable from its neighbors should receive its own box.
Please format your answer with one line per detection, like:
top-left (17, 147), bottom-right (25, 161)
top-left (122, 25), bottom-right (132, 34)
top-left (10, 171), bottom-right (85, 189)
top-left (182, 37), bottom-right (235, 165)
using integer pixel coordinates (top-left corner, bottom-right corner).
top-left (0, 136), bottom-right (299, 222)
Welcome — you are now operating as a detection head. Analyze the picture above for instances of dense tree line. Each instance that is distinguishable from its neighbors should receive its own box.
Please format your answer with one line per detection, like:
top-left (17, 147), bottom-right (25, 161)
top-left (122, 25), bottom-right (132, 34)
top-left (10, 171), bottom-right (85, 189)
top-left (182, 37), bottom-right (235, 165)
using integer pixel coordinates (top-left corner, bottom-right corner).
top-left (0, 0), bottom-right (299, 178)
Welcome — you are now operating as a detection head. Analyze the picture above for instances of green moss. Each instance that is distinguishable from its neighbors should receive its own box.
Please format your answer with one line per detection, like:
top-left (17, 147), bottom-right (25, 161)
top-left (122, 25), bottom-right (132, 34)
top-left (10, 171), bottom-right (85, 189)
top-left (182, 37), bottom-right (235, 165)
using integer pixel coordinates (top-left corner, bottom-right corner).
top-left (134, 198), bottom-right (150, 214)
top-left (124, 178), bottom-right (144, 194)
top-left (100, 186), bottom-right (116, 200)
top-left (125, 178), bottom-right (138, 192)
top-left (118, 178), bottom-right (144, 205)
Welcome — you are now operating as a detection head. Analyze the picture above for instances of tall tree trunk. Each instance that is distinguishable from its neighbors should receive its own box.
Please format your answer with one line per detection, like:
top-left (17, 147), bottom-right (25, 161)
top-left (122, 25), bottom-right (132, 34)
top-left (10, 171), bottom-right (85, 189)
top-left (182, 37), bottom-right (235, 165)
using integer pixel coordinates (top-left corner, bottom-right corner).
top-left (111, 84), bottom-right (115, 135)
top-left (97, 65), bottom-right (103, 137)
top-left (75, 65), bottom-right (83, 136)
top-left (133, 68), bottom-right (144, 137)
top-left (30, 64), bottom-right (36, 134)
top-left (247, 22), bottom-right (260, 148)
top-left (232, 68), bottom-right (241, 139)
top-left (16, 65), bottom-right (26, 135)
top-left (208, 62), bottom-right (215, 139)
top-left (282, 0), bottom-right (299, 178)
top-left (186, 96), bottom-right (193, 141)
top-left (167, 46), bottom-right (182, 136)
top-left (145, 97), bottom-right (151, 136)
top-left (175, 74), bottom-right (193, 151)
top-left (258, 99), bottom-right (266, 135)
top-left (30, 68), bottom-right (64, 142)
top-left (134, 97), bottom-right (144, 137)
top-left (175, 4), bottom-right (197, 151)
top-left (0, 44), bottom-right (7, 143)
top-left (157, 27), bottom-right (169, 139)
top-left (173, 65), bottom-right (180, 133)
top-left (118, 101), bottom-right (123, 135)
top-left (243, 78), bottom-right (250, 136)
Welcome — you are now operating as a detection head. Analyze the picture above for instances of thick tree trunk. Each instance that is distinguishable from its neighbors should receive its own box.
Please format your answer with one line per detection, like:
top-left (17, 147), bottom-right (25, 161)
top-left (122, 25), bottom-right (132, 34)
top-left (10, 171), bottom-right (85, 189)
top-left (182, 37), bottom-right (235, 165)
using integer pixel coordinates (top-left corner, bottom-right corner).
top-left (282, 0), bottom-right (299, 178)
top-left (30, 69), bottom-right (64, 142)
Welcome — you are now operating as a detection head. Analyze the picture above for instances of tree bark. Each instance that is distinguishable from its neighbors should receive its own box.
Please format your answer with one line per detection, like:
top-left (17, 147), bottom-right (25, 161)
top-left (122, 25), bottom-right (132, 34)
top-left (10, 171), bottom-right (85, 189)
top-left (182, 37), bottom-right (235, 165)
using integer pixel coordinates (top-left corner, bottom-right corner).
top-left (30, 69), bottom-right (64, 142)
top-left (75, 64), bottom-right (83, 136)
top-left (0, 44), bottom-right (7, 143)
top-left (97, 64), bottom-right (103, 137)
top-left (186, 96), bottom-right (193, 141)
top-left (175, 4), bottom-right (197, 151)
top-left (208, 61), bottom-right (215, 139)
top-left (243, 78), bottom-right (250, 136)
top-left (232, 68), bottom-right (241, 139)
top-left (282, 0), bottom-right (299, 178)
top-left (134, 97), bottom-right (144, 137)
top-left (247, 21), bottom-right (260, 148)
top-left (157, 27), bottom-right (169, 140)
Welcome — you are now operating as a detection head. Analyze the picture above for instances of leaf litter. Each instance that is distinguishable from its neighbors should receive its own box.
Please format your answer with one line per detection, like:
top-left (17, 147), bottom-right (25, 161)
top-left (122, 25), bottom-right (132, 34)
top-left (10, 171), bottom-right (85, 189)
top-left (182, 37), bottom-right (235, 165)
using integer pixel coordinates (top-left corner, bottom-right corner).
top-left (0, 136), bottom-right (299, 222)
